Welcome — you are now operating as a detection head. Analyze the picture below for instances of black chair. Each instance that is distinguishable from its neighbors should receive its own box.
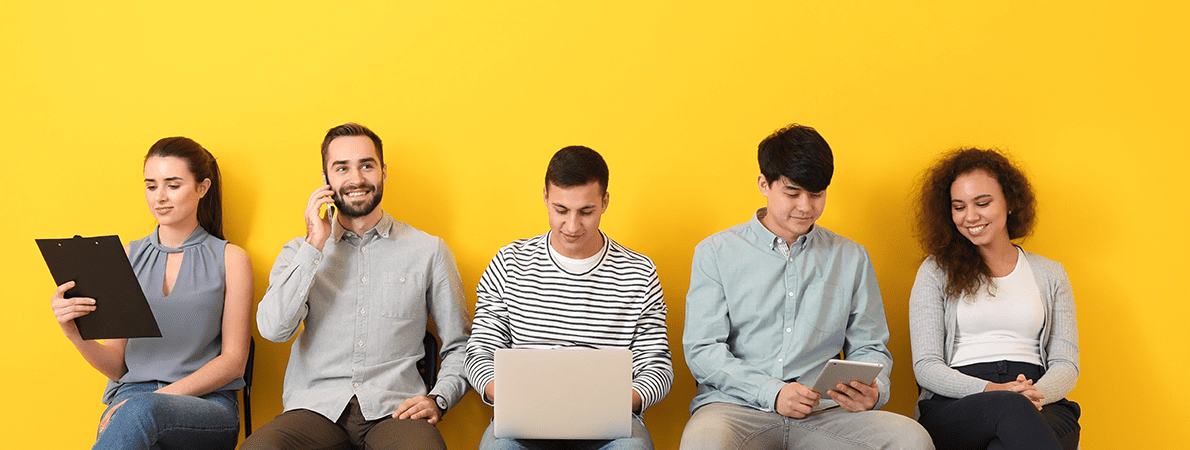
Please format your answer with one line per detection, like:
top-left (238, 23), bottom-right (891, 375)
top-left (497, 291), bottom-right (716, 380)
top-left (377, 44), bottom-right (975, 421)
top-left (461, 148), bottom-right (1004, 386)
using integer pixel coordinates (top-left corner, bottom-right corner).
top-left (241, 337), bottom-right (256, 438)
top-left (417, 330), bottom-right (439, 391)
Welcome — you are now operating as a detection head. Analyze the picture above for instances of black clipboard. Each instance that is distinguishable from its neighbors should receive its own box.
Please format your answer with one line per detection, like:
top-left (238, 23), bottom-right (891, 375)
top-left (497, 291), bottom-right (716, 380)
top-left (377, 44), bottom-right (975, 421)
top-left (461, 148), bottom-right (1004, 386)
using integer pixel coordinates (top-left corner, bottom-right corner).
top-left (36, 235), bottom-right (162, 340)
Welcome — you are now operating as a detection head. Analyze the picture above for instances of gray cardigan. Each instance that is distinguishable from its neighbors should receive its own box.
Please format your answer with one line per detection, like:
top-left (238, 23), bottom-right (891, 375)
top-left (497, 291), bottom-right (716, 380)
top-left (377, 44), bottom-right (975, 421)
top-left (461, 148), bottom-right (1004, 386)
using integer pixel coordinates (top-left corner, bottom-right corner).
top-left (908, 248), bottom-right (1079, 416)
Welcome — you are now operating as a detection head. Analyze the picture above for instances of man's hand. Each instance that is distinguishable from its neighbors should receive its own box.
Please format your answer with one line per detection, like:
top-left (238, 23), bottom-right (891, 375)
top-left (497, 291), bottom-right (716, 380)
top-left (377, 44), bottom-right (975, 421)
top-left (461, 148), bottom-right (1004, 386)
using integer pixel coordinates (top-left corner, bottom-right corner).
top-left (826, 380), bottom-right (879, 412)
top-left (483, 380), bottom-right (496, 404)
top-left (394, 395), bottom-right (442, 424)
top-left (304, 184), bottom-right (335, 251)
top-left (775, 382), bottom-right (820, 418)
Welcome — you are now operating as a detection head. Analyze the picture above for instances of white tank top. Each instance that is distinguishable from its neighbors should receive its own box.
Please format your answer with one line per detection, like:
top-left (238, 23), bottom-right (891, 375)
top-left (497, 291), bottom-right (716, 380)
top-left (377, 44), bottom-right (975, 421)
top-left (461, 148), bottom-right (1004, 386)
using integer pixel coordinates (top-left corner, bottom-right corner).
top-left (950, 248), bottom-right (1045, 368)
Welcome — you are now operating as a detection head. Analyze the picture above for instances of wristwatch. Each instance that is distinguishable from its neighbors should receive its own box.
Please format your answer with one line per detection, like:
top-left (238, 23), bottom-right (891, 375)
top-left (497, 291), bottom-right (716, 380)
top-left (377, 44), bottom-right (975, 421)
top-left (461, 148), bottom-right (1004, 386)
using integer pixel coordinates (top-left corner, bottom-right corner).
top-left (429, 394), bottom-right (448, 414)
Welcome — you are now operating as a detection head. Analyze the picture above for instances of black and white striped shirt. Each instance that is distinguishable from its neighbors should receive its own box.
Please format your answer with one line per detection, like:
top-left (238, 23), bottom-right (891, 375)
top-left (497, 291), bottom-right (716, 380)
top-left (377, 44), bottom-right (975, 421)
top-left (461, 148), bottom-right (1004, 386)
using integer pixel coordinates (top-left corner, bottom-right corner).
top-left (465, 231), bottom-right (673, 411)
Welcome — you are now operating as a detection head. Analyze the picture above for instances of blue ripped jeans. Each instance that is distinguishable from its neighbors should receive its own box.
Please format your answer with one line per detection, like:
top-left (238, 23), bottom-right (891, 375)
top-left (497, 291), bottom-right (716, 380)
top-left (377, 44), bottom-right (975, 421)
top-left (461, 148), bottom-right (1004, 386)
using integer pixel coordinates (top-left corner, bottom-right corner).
top-left (94, 381), bottom-right (239, 450)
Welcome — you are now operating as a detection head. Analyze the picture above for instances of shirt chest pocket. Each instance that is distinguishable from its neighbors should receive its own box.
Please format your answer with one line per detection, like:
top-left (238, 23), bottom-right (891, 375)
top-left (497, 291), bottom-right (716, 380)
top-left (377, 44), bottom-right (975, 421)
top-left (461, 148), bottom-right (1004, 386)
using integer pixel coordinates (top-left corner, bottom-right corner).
top-left (806, 281), bottom-right (849, 333)
top-left (379, 271), bottom-right (427, 319)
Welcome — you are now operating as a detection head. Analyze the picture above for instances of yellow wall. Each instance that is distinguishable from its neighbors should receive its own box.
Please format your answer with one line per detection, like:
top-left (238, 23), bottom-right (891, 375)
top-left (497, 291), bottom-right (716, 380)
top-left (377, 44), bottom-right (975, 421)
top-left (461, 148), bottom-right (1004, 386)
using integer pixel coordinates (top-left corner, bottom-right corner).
top-left (4, 1), bottom-right (1187, 447)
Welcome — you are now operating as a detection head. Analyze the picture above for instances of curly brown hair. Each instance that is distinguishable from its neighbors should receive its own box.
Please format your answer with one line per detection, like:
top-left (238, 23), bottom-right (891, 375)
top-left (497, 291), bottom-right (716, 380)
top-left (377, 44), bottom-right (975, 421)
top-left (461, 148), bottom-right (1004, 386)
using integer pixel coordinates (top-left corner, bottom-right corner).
top-left (915, 148), bottom-right (1037, 299)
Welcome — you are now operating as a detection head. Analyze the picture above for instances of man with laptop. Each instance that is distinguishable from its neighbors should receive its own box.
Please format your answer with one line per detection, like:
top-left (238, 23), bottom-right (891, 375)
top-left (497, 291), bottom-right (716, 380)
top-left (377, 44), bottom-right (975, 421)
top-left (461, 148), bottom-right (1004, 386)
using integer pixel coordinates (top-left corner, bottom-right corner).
top-left (465, 145), bottom-right (673, 449)
top-left (680, 124), bottom-right (933, 449)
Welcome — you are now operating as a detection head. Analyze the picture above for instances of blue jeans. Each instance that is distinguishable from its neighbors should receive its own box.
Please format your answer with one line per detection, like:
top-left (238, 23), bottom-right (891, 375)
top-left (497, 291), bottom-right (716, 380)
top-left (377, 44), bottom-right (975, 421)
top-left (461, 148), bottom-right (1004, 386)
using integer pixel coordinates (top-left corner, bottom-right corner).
top-left (93, 381), bottom-right (239, 450)
top-left (679, 402), bottom-right (934, 450)
top-left (479, 415), bottom-right (653, 450)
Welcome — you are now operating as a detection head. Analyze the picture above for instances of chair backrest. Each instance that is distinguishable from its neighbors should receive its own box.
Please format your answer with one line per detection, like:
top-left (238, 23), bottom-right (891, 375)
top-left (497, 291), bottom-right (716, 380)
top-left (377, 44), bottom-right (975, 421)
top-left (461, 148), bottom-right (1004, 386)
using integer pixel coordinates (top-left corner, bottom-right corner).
top-left (242, 337), bottom-right (255, 438)
top-left (417, 330), bottom-right (439, 391)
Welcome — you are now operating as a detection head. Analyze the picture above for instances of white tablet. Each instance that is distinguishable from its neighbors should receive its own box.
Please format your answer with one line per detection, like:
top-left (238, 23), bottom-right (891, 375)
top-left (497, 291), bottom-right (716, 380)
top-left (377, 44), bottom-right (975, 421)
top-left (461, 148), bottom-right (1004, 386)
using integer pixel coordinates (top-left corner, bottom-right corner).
top-left (809, 359), bottom-right (884, 395)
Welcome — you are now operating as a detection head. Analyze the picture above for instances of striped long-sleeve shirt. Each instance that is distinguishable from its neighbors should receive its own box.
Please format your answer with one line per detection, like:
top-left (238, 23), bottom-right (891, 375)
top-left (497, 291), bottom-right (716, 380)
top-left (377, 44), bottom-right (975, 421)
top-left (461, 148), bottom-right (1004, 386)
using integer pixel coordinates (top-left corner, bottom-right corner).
top-left (465, 231), bottom-right (673, 412)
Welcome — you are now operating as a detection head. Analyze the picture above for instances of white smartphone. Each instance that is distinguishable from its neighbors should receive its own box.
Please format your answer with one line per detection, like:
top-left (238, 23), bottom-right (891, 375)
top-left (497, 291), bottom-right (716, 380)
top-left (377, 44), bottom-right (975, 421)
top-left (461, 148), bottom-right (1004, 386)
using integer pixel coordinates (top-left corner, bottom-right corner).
top-left (808, 359), bottom-right (884, 395)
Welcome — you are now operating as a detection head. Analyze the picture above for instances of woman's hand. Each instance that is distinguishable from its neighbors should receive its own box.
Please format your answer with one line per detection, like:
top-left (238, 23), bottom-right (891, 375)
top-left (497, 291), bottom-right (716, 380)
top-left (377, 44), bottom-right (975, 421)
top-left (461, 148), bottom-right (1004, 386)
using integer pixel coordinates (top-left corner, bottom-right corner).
top-left (1007, 374), bottom-right (1046, 410)
top-left (51, 280), bottom-right (129, 380)
top-left (985, 374), bottom-right (1045, 410)
top-left (97, 399), bottom-right (128, 435)
top-left (51, 281), bottom-right (95, 339)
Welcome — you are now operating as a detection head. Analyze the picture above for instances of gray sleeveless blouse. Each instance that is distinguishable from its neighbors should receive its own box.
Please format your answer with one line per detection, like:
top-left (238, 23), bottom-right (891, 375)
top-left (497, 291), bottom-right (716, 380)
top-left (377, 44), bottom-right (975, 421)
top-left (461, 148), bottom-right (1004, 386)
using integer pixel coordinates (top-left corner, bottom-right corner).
top-left (103, 226), bottom-right (245, 403)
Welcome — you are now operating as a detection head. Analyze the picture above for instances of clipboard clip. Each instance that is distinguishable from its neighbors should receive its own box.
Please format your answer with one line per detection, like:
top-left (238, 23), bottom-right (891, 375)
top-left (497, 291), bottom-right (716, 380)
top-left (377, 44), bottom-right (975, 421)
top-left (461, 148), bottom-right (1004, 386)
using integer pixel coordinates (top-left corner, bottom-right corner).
top-left (72, 235), bottom-right (101, 245)
top-left (58, 235), bottom-right (96, 247)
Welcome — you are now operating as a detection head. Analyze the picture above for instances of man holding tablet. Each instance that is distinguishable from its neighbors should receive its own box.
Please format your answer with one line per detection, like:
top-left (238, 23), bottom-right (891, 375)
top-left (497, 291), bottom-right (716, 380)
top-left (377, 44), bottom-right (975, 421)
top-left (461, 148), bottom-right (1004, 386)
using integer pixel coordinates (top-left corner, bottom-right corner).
top-left (680, 124), bottom-right (932, 449)
top-left (466, 146), bottom-right (673, 449)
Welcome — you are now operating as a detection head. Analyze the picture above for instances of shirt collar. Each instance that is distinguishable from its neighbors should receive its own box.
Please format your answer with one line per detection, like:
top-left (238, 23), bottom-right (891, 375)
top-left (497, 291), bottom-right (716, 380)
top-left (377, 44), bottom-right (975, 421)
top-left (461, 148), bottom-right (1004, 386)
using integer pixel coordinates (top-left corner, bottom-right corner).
top-left (332, 211), bottom-right (394, 243)
top-left (749, 207), bottom-right (820, 253)
top-left (148, 225), bottom-right (210, 253)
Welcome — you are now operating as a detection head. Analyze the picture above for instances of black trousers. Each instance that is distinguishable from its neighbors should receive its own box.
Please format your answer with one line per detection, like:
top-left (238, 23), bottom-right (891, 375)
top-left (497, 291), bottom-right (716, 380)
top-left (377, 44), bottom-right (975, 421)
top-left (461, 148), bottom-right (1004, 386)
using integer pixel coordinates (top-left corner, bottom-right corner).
top-left (918, 361), bottom-right (1080, 450)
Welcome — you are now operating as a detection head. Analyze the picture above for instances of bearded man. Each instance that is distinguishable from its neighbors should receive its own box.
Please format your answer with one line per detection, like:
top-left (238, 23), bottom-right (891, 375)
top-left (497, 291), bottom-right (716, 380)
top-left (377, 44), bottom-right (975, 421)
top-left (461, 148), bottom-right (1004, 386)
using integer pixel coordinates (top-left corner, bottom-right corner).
top-left (245, 123), bottom-right (471, 450)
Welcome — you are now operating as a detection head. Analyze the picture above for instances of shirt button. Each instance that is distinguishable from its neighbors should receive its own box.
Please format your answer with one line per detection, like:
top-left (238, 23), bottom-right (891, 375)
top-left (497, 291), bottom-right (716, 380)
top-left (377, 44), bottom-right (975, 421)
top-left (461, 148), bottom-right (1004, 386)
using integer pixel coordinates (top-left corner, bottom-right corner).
top-left (361, 247), bottom-right (366, 253)
top-left (360, 308), bottom-right (366, 315)
top-left (787, 292), bottom-right (794, 297)
top-left (399, 277), bottom-right (406, 283)
top-left (358, 341), bottom-right (364, 347)
top-left (361, 276), bottom-right (367, 283)
top-left (778, 358), bottom-right (784, 363)
top-left (353, 383), bottom-right (360, 388)
top-left (786, 328), bottom-right (792, 333)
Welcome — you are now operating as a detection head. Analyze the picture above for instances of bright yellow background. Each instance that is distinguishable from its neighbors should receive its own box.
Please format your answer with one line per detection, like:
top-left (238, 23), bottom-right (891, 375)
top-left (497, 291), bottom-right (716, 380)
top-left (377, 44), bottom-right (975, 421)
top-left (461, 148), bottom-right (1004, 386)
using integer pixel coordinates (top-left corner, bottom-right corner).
top-left (4, 1), bottom-right (1186, 448)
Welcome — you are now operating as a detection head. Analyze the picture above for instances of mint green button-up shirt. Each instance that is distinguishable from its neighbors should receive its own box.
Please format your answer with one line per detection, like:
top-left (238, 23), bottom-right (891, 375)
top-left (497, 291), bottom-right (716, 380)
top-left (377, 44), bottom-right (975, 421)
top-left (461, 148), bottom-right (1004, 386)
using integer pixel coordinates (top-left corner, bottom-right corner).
top-left (684, 209), bottom-right (893, 414)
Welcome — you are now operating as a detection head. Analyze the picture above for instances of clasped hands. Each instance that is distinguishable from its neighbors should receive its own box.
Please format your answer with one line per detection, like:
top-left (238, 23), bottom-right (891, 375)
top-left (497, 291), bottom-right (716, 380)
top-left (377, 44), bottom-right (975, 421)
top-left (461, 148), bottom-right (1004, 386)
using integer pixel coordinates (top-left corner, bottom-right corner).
top-left (985, 374), bottom-right (1045, 410)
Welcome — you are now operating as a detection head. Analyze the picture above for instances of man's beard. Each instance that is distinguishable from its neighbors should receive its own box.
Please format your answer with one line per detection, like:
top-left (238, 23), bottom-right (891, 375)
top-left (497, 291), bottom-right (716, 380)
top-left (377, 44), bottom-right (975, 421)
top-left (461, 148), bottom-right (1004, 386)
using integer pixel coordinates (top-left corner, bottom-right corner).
top-left (333, 181), bottom-right (384, 218)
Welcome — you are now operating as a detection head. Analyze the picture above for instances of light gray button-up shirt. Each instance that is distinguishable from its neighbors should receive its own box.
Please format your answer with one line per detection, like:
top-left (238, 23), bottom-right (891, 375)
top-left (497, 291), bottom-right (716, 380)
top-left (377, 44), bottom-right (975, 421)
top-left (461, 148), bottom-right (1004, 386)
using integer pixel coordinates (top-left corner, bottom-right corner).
top-left (684, 208), bottom-right (894, 415)
top-left (258, 212), bottom-right (471, 421)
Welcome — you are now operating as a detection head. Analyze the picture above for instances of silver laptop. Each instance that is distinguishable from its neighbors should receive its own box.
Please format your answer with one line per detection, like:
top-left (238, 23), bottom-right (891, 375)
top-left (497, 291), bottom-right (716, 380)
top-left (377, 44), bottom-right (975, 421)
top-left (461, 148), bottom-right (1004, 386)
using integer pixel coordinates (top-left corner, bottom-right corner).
top-left (493, 348), bottom-right (632, 439)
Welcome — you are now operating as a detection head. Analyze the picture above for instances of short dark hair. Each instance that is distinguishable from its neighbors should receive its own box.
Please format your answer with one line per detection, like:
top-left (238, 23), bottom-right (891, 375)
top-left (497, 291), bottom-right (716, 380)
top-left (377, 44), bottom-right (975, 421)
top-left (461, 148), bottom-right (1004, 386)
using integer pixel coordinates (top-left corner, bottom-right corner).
top-left (545, 146), bottom-right (609, 193)
top-left (758, 123), bottom-right (834, 192)
top-left (916, 147), bottom-right (1037, 298)
top-left (321, 123), bottom-right (383, 171)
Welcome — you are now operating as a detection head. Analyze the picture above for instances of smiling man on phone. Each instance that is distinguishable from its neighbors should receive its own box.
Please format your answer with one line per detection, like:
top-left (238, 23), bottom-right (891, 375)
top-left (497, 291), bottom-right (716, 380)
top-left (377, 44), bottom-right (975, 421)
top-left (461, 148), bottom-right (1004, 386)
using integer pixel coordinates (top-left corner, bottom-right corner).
top-left (245, 123), bottom-right (471, 450)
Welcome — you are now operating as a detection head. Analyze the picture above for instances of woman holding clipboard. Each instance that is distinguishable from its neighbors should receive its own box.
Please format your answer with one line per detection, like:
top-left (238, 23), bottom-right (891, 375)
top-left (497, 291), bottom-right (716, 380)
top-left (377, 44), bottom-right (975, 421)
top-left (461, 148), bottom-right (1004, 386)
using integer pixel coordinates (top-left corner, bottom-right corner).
top-left (908, 148), bottom-right (1080, 450)
top-left (49, 137), bottom-right (253, 450)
